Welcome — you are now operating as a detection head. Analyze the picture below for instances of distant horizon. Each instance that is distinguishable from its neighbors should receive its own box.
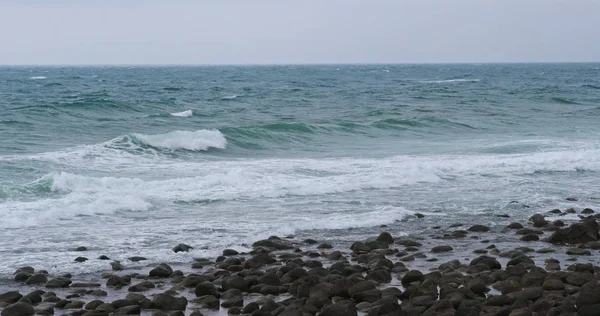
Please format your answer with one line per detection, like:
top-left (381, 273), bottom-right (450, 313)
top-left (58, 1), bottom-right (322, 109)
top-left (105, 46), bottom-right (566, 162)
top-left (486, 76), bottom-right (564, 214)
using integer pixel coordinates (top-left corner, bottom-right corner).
top-left (2, 61), bottom-right (600, 67)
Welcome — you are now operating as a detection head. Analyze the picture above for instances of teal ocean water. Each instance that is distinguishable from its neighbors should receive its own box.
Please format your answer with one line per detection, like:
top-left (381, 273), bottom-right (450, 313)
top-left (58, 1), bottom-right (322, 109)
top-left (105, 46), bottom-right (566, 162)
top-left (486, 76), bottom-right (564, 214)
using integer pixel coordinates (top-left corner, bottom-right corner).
top-left (1, 64), bottom-right (599, 275)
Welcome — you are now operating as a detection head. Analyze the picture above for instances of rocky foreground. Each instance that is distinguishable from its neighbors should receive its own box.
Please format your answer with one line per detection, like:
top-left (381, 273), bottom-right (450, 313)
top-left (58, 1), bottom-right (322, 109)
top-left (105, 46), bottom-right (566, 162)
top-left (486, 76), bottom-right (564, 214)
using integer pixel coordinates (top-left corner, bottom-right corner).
top-left (2, 206), bottom-right (600, 316)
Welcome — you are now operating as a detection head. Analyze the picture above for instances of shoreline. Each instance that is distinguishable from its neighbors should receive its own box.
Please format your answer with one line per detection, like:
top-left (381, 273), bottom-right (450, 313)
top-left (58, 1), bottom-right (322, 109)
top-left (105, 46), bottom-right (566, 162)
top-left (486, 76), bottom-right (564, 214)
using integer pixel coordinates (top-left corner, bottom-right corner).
top-left (1, 206), bottom-right (599, 316)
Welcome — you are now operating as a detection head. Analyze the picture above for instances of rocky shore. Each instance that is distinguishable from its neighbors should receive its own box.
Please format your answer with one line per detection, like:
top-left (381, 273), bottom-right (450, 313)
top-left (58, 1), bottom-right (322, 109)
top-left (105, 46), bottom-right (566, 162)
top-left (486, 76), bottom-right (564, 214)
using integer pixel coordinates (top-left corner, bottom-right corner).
top-left (2, 205), bottom-right (600, 316)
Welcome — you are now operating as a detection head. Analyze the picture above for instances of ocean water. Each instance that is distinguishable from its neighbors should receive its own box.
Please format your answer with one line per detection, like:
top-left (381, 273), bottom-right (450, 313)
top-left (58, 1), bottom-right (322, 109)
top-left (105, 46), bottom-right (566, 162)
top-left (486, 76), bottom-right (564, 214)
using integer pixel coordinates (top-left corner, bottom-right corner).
top-left (0, 64), bottom-right (599, 276)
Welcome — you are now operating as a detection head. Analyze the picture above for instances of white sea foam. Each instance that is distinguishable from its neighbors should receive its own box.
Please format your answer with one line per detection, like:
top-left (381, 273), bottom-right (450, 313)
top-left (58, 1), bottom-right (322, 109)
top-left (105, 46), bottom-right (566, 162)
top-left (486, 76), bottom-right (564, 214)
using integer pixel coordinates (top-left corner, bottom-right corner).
top-left (30, 76), bottom-right (47, 80)
top-left (169, 109), bottom-right (193, 117)
top-left (131, 129), bottom-right (227, 151)
top-left (222, 95), bottom-right (237, 99)
top-left (419, 79), bottom-right (480, 83)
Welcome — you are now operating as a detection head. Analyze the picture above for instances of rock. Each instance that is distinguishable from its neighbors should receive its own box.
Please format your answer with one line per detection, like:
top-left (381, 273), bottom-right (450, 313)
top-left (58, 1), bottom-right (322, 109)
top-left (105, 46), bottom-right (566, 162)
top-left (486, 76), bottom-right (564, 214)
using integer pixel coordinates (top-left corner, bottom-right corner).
top-left (64, 301), bottom-right (85, 309)
top-left (75, 256), bottom-right (88, 262)
top-left (111, 261), bottom-right (125, 271)
top-left (520, 234), bottom-right (540, 241)
top-left (351, 289), bottom-right (381, 303)
top-left (221, 296), bottom-right (243, 308)
top-left (45, 278), bottom-right (72, 288)
top-left (252, 239), bottom-right (294, 250)
top-left (195, 281), bottom-right (219, 297)
top-left (193, 295), bottom-right (219, 310)
top-left (317, 243), bottom-right (332, 249)
top-left (151, 294), bottom-right (187, 311)
top-left (222, 275), bottom-right (250, 292)
top-left (509, 308), bottom-right (533, 316)
top-left (401, 270), bottom-right (424, 286)
top-left (506, 255), bottom-right (534, 267)
top-left (566, 248), bottom-right (591, 255)
top-left (366, 269), bottom-right (391, 283)
top-left (114, 305), bottom-right (141, 315)
top-left (128, 281), bottom-right (155, 292)
top-left (468, 225), bottom-right (490, 232)
top-left (0, 291), bottom-right (22, 305)
top-left (376, 232), bottom-right (394, 244)
top-left (149, 263), bottom-right (173, 277)
top-left (25, 274), bottom-right (48, 285)
top-left (98, 255), bottom-right (110, 260)
top-left (484, 295), bottom-right (514, 306)
top-left (71, 282), bottom-right (101, 288)
top-left (319, 300), bottom-right (357, 316)
top-left (516, 228), bottom-right (543, 235)
top-left (14, 272), bottom-right (31, 282)
top-left (75, 246), bottom-right (88, 251)
top-left (431, 245), bottom-right (453, 253)
top-left (172, 243), bottom-right (193, 253)
top-left (106, 275), bottom-right (128, 288)
top-left (348, 281), bottom-right (376, 296)
top-left (223, 249), bottom-right (239, 256)
top-left (543, 279), bottom-right (565, 291)
top-left (1, 302), bottom-right (34, 316)
top-left (469, 255), bottom-right (501, 270)
top-left (415, 213), bottom-right (425, 218)
top-left (506, 222), bottom-right (524, 229)
top-left (128, 256), bottom-right (147, 262)
top-left (546, 219), bottom-right (599, 244)
top-left (566, 197), bottom-right (578, 201)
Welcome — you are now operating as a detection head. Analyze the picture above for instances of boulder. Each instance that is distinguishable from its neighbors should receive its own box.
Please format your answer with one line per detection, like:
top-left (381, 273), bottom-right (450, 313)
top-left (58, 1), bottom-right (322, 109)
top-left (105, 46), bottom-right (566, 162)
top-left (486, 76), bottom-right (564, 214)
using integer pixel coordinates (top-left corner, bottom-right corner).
top-left (1, 302), bottom-right (34, 316)
top-left (546, 219), bottom-right (599, 244)
top-left (172, 243), bottom-right (193, 253)
top-left (149, 263), bottom-right (173, 277)
top-left (151, 294), bottom-right (187, 311)
top-left (45, 278), bottom-right (72, 288)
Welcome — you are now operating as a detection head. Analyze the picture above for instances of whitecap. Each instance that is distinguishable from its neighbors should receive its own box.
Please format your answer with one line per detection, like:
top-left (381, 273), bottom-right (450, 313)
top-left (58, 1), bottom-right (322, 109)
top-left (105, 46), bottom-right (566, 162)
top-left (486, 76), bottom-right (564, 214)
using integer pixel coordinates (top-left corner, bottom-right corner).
top-left (169, 109), bottom-right (193, 117)
top-left (419, 79), bottom-right (480, 83)
top-left (30, 76), bottom-right (47, 80)
top-left (131, 129), bottom-right (227, 151)
top-left (222, 95), bottom-right (237, 100)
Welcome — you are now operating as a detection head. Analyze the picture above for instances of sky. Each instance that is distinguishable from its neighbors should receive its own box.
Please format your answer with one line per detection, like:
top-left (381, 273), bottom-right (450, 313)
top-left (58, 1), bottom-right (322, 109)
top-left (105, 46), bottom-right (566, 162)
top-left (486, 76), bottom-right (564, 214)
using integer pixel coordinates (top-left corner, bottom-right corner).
top-left (0, 0), bottom-right (599, 65)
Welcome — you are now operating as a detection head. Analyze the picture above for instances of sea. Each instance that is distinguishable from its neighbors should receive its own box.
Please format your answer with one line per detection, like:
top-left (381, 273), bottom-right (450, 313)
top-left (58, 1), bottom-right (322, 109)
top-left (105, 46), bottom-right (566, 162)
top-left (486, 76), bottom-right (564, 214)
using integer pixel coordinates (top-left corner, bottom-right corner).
top-left (0, 63), bottom-right (599, 277)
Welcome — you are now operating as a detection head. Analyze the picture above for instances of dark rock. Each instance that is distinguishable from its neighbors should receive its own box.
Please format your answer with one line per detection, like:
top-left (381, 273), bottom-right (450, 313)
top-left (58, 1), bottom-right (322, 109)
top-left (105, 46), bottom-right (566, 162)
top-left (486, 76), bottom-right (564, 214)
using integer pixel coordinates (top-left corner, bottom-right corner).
top-left (366, 269), bottom-right (391, 283)
top-left (64, 301), bottom-right (85, 309)
top-left (516, 228), bottom-right (543, 235)
top-left (319, 300), bottom-right (357, 316)
top-left (106, 275), bottom-right (128, 288)
top-left (376, 232), bottom-right (394, 244)
top-left (582, 208), bottom-right (595, 214)
top-left (484, 295), bottom-right (514, 306)
top-left (422, 299), bottom-right (455, 316)
top-left (351, 289), bottom-right (381, 303)
top-left (128, 256), bottom-right (147, 262)
top-left (257, 271), bottom-right (280, 286)
top-left (0, 291), bottom-right (22, 305)
top-left (252, 239), bottom-right (294, 250)
top-left (111, 261), bottom-right (125, 271)
top-left (415, 213), bottom-right (425, 218)
top-left (546, 219), bottom-right (599, 244)
top-left (172, 243), bottom-right (193, 253)
top-left (468, 225), bottom-right (490, 232)
top-left (1, 302), bottom-right (34, 316)
top-left (97, 255), bottom-right (110, 260)
top-left (222, 276), bottom-right (250, 292)
top-left (195, 281), bottom-right (219, 297)
top-left (85, 300), bottom-right (105, 310)
top-left (223, 249), bottom-right (239, 256)
top-left (26, 273), bottom-right (49, 285)
top-left (520, 234), bottom-right (539, 241)
top-left (507, 255), bottom-right (534, 267)
top-left (149, 263), bottom-right (173, 277)
top-left (75, 256), bottom-right (88, 263)
top-left (45, 278), bottom-right (72, 288)
top-left (317, 243), bottom-right (332, 249)
top-left (75, 246), bottom-right (87, 251)
top-left (506, 222), bottom-right (524, 229)
top-left (566, 248), bottom-right (591, 255)
top-left (508, 308), bottom-right (533, 316)
top-left (470, 256), bottom-right (501, 270)
top-left (128, 281), bottom-right (155, 292)
top-left (151, 294), bottom-right (187, 311)
top-left (193, 295), bottom-right (219, 310)
top-left (401, 270), bottom-right (424, 286)
top-left (348, 281), bottom-right (376, 296)
top-left (221, 296), bottom-right (243, 308)
top-left (111, 299), bottom-right (138, 309)
top-left (114, 305), bottom-right (141, 315)
top-left (431, 245), bottom-right (453, 253)
top-left (242, 302), bottom-right (260, 314)
top-left (566, 197), bottom-right (578, 201)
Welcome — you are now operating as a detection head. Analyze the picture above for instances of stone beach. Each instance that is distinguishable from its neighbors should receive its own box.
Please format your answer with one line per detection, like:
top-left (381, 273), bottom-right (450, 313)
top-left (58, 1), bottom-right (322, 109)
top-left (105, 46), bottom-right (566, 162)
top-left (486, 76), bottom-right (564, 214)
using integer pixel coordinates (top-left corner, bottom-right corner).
top-left (1, 204), bottom-right (600, 316)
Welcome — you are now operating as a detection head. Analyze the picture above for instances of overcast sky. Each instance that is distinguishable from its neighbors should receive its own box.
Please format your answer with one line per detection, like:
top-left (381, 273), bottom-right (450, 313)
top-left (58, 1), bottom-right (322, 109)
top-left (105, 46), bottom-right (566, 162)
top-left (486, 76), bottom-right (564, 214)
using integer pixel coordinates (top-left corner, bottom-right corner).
top-left (1, 0), bottom-right (598, 65)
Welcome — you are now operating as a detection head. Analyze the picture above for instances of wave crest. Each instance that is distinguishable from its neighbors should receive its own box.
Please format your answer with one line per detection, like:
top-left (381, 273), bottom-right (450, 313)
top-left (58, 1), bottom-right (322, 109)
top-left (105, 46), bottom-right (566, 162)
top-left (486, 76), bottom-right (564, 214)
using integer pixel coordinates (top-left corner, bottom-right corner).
top-left (130, 130), bottom-right (227, 151)
top-left (169, 110), bottom-right (193, 117)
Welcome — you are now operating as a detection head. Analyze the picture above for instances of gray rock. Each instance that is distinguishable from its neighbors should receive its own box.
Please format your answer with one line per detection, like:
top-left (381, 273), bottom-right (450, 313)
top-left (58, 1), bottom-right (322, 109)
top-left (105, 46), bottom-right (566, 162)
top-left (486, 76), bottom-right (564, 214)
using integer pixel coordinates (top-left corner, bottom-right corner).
top-left (1, 302), bottom-right (34, 316)
top-left (172, 243), bottom-right (193, 253)
top-left (193, 295), bottom-right (219, 310)
top-left (195, 281), bottom-right (219, 297)
top-left (128, 256), bottom-right (147, 262)
top-left (110, 261), bottom-right (125, 271)
top-left (319, 300), bottom-right (357, 316)
top-left (151, 294), bottom-right (187, 311)
top-left (221, 296), bottom-right (243, 308)
top-left (0, 291), bottom-right (22, 304)
top-left (469, 255), bottom-right (501, 270)
top-left (149, 263), bottom-right (173, 277)
top-left (45, 278), bottom-right (72, 288)
top-left (350, 289), bottom-right (381, 303)
top-left (114, 305), bottom-right (141, 315)
top-left (401, 270), bottom-right (425, 286)
top-left (431, 245), bottom-right (453, 253)
top-left (566, 248), bottom-right (591, 255)
top-left (468, 225), bottom-right (490, 232)
top-left (547, 219), bottom-right (599, 244)
top-left (376, 232), bottom-right (394, 244)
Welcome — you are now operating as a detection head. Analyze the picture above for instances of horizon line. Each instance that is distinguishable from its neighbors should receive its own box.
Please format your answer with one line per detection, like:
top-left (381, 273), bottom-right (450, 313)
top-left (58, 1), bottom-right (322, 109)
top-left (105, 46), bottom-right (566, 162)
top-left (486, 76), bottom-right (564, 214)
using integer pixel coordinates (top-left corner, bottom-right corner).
top-left (1, 61), bottom-right (599, 67)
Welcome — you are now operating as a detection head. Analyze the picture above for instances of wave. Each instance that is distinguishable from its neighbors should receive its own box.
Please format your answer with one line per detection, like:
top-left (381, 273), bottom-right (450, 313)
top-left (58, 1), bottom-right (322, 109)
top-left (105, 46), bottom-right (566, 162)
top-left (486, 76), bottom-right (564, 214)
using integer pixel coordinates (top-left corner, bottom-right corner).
top-left (169, 110), bottom-right (193, 117)
top-left (130, 130), bottom-right (226, 151)
top-left (551, 97), bottom-right (580, 105)
top-left (222, 95), bottom-right (238, 100)
top-left (30, 76), bottom-right (47, 80)
top-left (419, 79), bottom-right (480, 84)
top-left (582, 84), bottom-right (600, 90)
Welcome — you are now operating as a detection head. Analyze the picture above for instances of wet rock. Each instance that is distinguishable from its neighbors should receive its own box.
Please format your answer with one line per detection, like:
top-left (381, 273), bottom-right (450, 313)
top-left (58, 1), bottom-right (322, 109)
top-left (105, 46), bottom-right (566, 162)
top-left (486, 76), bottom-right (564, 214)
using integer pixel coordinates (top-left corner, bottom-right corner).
top-left (469, 255), bottom-right (501, 270)
top-left (319, 300), bottom-right (357, 316)
top-left (484, 294), bottom-right (514, 306)
top-left (85, 300), bottom-right (105, 310)
top-left (415, 213), bottom-right (425, 218)
top-left (547, 219), bottom-right (599, 244)
top-left (506, 222), bottom-right (524, 229)
top-left (223, 249), bottom-right (239, 256)
top-left (566, 248), bottom-right (591, 255)
top-left (75, 246), bottom-right (88, 251)
top-left (152, 294), bottom-right (187, 311)
top-left (193, 295), bottom-right (219, 310)
top-left (582, 208), bottom-right (595, 214)
top-left (520, 234), bottom-right (539, 241)
top-left (221, 296), bottom-right (243, 308)
top-left (468, 225), bottom-right (490, 232)
top-left (74, 257), bottom-right (88, 263)
top-left (64, 301), bottom-right (85, 309)
top-left (0, 291), bottom-right (22, 305)
top-left (252, 239), bottom-right (294, 250)
top-left (172, 243), bottom-right (193, 253)
top-left (401, 270), bottom-right (424, 286)
top-left (114, 305), bottom-right (141, 315)
top-left (111, 261), bottom-right (125, 271)
top-left (317, 243), bottom-right (332, 249)
top-left (376, 232), bottom-right (394, 244)
top-left (149, 263), bottom-right (173, 278)
top-left (195, 281), bottom-right (219, 297)
top-left (366, 269), bottom-right (391, 283)
top-left (128, 281), bottom-right (155, 292)
top-left (431, 245), bottom-right (453, 253)
top-left (128, 256), bottom-right (147, 262)
top-left (351, 289), bottom-right (381, 303)
top-left (45, 278), bottom-right (72, 288)
top-left (1, 302), bottom-right (34, 316)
